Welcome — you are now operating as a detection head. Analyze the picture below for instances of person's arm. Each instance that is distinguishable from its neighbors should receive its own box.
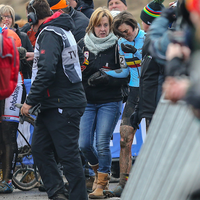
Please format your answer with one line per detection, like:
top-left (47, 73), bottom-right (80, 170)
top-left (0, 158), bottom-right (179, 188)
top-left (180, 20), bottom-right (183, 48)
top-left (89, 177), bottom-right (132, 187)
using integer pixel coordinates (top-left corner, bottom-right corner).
top-left (165, 43), bottom-right (191, 76)
top-left (185, 50), bottom-right (200, 117)
top-left (148, 8), bottom-right (176, 64)
top-left (104, 41), bottom-right (129, 78)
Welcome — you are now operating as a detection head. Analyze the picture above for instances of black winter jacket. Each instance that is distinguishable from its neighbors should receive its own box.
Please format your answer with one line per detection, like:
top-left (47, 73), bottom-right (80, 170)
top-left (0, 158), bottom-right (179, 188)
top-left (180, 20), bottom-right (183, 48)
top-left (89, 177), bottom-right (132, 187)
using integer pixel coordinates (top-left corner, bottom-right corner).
top-left (69, 7), bottom-right (89, 42)
top-left (75, 0), bottom-right (94, 18)
top-left (14, 24), bottom-right (33, 79)
top-left (78, 38), bottom-right (128, 104)
top-left (26, 13), bottom-right (86, 110)
top-left (14, 24), bottom-right (33, 52)
top-left (138, 34), bottom-right (164, 121)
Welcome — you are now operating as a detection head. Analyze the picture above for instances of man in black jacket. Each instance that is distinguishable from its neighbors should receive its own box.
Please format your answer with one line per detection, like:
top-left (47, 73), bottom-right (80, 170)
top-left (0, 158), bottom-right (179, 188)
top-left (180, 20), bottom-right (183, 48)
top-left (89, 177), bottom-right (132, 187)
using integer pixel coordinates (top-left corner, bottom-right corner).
top-left (21, 0), bottom-right (87, 200)
top-left (48, 0), bottom-right (89, 43)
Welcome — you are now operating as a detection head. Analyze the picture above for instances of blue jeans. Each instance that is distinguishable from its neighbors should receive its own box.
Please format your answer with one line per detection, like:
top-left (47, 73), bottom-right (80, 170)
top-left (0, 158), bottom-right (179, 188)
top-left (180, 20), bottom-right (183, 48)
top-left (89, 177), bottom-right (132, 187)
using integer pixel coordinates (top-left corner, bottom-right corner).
top-left (79, 101), bottom-right (122, 174)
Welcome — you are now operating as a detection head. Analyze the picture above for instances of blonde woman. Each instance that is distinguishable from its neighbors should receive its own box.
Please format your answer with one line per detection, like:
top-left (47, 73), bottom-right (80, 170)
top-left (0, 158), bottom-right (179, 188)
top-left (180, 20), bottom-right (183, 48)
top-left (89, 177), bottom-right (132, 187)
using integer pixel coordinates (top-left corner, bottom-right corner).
top-left (78, 7), bottom-right (128, 199)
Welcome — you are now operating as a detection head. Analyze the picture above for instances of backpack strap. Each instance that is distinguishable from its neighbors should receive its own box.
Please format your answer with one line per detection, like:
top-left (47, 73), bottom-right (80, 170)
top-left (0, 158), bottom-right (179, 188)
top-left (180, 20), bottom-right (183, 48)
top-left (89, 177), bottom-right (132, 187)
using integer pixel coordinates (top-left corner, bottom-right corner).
top-left (0, 33), bottom-right (13, 58)
top-left (0, 34), bottom-right (3, 56)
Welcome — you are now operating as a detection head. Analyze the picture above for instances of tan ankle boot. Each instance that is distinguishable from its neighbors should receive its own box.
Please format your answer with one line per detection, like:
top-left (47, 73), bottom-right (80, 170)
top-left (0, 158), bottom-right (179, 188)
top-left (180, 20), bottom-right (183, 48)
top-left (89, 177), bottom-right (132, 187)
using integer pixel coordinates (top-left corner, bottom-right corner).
top-left (89, 163), bottom-right (99, 191)
top-left (89, 172), bottom-right (110, 199)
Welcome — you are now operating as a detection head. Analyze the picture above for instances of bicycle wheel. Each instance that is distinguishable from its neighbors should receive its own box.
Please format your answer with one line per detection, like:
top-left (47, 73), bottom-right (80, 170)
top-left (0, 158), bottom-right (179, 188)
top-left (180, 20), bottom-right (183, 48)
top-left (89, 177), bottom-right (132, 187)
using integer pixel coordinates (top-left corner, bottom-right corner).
top-left (13, 112), bottom-right (39, 191)
top-left (12, 166), bottom-right (41, 191)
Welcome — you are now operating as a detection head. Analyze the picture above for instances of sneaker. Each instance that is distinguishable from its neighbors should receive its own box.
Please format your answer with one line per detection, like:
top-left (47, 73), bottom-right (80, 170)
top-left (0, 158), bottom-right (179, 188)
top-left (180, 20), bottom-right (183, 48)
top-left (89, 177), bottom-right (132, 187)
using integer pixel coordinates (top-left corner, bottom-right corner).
top-left (50, 193), bottom-right (68, 200)
top-left (0, 181), bottom-right (13, 193)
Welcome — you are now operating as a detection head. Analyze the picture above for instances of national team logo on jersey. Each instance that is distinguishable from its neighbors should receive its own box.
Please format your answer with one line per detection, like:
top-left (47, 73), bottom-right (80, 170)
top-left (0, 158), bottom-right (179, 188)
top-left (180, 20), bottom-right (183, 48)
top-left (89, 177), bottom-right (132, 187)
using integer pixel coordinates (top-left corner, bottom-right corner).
top-left (84, 51), bottom-right (89, 60)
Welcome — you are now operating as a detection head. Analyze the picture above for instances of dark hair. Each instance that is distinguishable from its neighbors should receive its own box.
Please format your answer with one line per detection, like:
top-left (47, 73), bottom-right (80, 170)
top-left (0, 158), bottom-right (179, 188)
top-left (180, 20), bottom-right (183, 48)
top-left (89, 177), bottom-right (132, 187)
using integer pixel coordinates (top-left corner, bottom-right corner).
top-left (112, 11), bottom-right (138, 37)
top-left (27, 0), bottom-right (52, 20)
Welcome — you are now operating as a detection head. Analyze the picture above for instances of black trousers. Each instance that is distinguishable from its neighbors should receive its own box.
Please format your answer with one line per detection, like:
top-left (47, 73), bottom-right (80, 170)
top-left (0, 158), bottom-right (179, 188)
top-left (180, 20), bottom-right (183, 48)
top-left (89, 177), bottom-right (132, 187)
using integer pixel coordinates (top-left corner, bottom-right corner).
top-left (0, 100), bottom-right (18, 181)
top-left (121, 86), bottom-right (139, 126)
top-left (31, 107), bottom-right (88, 200)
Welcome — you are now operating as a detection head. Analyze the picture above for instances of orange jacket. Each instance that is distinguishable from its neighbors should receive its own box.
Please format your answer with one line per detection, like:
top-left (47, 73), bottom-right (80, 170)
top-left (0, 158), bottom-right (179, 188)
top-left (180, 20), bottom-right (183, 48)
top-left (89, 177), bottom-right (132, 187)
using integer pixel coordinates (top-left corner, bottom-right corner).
top-left (6, 28), bottom-right (22, 47)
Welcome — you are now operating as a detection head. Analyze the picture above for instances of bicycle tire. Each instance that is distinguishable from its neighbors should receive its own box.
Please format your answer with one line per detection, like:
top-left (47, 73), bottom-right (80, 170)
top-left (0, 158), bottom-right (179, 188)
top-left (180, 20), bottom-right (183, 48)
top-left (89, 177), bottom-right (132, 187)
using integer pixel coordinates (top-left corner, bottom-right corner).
top-left (13, 113), bottom-right (38, 191)
top-left (12, 167), bottom-right (40, 191)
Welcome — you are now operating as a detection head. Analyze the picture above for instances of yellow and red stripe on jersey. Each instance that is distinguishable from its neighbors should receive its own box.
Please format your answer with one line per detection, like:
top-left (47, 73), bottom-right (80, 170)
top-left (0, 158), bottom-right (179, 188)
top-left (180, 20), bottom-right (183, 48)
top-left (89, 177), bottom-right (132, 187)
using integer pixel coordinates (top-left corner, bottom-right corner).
top-left (125, 57), bottom-right (141, 68)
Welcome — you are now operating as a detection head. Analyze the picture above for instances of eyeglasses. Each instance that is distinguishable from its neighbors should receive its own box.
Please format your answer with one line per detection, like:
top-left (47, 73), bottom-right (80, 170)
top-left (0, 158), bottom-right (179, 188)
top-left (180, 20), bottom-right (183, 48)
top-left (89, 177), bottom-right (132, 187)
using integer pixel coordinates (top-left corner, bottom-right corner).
top-left (2, 15), bottom-right (12, 19)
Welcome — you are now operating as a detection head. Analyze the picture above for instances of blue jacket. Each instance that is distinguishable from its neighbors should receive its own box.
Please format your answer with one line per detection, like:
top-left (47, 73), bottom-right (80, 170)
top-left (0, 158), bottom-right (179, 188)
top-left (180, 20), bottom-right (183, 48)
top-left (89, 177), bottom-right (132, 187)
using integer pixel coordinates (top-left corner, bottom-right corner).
top-left (148, 16), bottom-right (171, 65)
top-left (105, 29), bottom-right (146, 87)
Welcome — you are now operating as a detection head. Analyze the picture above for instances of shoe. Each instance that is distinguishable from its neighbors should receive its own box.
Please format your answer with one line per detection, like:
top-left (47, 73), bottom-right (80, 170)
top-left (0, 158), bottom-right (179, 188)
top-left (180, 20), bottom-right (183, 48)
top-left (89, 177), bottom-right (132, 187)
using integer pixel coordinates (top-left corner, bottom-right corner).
top-left (38, 184), bottom-right (46, 192)
top-left (86, 176), bottom-right (95, 193)
top-left (103, 184), bottom-right (123, 197)
top-left (0, 181), bottom-right (13, 193)
top-left (50, 193), bottom-right (68, 200)
top-left (89, 172), bottom-right (110, 199)
top-left (109, 175), bottom-right (120, 183)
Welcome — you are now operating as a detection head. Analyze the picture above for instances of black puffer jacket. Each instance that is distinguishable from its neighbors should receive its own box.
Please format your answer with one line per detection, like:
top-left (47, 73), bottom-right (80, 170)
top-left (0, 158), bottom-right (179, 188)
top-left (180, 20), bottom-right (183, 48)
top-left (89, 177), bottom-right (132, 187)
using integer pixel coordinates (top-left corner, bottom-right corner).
top-left (26, 13), bottom-right (86, 110)
top-left (78, 37), bottom-right (128, 104)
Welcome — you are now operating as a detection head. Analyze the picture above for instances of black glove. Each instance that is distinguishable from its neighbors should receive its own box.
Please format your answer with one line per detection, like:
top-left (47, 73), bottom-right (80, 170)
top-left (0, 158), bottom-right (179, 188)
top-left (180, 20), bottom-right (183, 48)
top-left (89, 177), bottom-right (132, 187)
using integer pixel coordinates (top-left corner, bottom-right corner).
top-left (130, 111), bottom-right (140, 130)
top-left (121, 43), bottom-right (137, 54)
top-left (161, 7), bottom-right (176, 23)
top-left (88, 69), bottom-right (109, 86)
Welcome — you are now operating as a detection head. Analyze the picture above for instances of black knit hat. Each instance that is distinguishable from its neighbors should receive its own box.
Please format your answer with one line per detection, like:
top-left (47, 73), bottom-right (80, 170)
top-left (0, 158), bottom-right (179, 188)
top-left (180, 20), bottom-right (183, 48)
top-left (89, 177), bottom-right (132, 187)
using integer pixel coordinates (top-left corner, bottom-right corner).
top-left (47, 0), bottom-right (68, 10)
top-left (140, 0), bottom-right (165, 25)
top-left (107, 0), bottom-right (127, 6)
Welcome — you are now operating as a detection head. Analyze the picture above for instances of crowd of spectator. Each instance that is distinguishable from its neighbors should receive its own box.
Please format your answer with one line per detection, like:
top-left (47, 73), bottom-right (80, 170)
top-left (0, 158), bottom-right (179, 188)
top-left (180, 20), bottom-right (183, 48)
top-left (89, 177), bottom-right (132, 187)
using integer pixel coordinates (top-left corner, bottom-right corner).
top-left (0, 0), bottom-right (200, 200)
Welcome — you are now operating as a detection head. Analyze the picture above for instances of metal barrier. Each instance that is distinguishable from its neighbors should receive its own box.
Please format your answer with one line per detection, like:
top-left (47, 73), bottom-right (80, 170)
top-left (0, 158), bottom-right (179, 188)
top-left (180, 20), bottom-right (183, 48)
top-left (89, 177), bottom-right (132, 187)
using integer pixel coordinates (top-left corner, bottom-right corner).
top-left (121, 98), bottom-right (200, 200)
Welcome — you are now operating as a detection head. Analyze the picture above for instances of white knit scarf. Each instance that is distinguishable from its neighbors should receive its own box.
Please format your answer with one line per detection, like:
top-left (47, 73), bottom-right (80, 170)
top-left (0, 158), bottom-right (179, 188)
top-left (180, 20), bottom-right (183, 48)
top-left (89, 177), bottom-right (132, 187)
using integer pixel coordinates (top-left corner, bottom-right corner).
top-left (84, 32), bottom-right (118, 55)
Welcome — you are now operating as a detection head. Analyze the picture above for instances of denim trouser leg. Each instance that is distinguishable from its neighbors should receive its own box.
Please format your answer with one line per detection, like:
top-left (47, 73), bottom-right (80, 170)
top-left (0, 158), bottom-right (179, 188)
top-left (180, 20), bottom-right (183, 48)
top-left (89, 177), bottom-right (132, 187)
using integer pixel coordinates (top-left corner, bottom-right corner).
top-left (79, 101), bottom-right (122, 174)
top-left (79, 104), bottom-right (99, 166)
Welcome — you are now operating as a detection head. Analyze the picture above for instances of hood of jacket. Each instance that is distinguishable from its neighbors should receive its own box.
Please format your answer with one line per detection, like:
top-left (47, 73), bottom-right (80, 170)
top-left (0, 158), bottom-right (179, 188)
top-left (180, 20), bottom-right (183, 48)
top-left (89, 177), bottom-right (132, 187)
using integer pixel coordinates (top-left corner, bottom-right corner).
top-left (76, 0), bottom-right (94, 10)
top-left (36, 11), bottom-right (75, 37)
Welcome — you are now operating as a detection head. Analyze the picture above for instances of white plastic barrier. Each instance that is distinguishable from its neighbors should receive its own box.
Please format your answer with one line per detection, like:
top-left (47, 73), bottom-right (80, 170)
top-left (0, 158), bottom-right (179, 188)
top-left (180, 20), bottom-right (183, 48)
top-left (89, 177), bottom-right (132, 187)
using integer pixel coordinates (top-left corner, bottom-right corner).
top-left (121, 98), bottom-right (200, 200)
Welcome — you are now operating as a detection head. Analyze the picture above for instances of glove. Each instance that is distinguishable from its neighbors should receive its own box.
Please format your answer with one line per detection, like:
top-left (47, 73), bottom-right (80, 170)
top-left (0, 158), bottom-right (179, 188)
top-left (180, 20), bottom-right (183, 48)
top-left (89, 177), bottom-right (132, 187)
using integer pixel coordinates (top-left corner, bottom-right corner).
top-left (88, 69), bottom-right (109, 86)
top-left (130, 111), bottom-right (140, 130)
top-left (161, 7), bottom-right (176, 23)
top-left (121, 43), bottom-right (137, 54)
top-left (17, 47), bottom-right (27, 60)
